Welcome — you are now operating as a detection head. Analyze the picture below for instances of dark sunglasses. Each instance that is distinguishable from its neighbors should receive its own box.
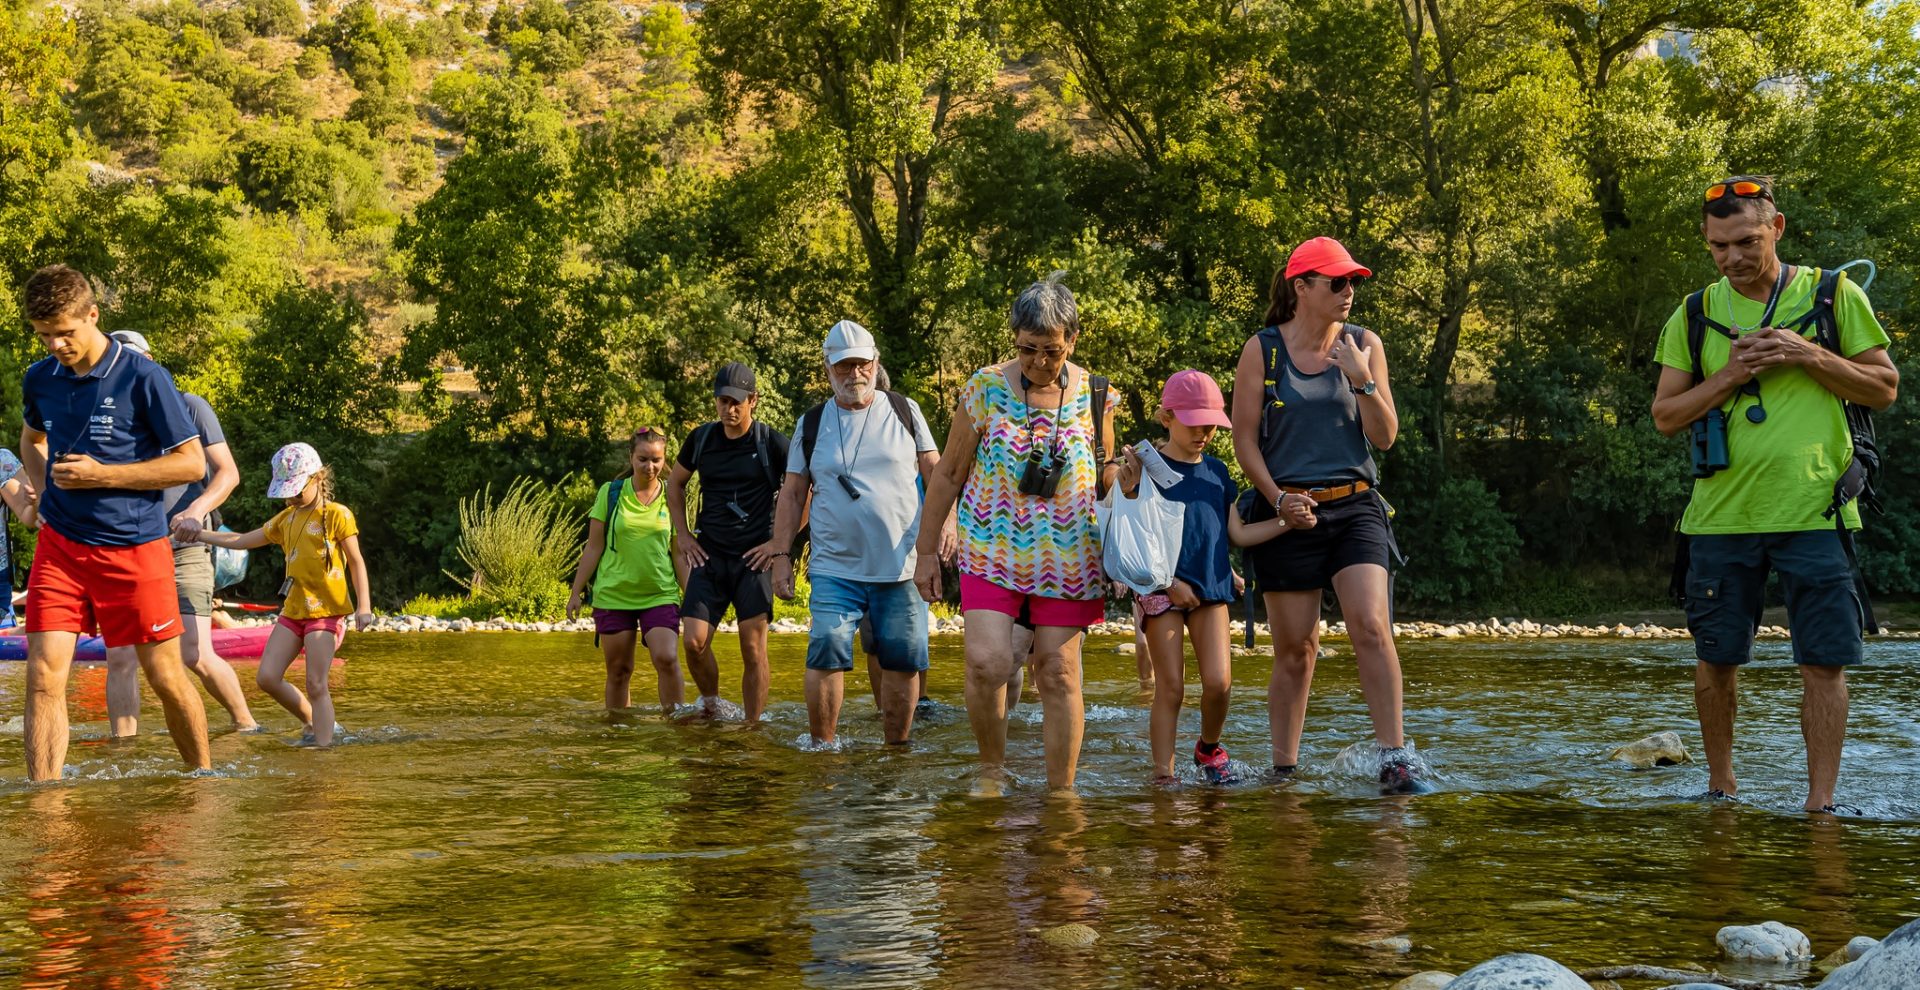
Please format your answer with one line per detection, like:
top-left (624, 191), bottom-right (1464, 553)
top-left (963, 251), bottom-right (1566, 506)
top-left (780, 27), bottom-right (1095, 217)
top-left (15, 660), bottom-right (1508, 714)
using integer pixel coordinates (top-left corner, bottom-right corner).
top-left (1299, 273), bottom-right (1364, 293)
top-left (1015, 343), bottom-right (1068, 360)
top-left (1704, 179), bottom-right (1772, 203)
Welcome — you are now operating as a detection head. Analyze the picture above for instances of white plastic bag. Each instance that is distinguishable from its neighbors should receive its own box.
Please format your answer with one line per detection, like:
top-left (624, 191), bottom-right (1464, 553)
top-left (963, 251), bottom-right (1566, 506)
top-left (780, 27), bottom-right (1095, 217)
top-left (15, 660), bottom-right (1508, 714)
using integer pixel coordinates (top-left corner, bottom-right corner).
top-left (1097, 476), bottom-right (1185, 597)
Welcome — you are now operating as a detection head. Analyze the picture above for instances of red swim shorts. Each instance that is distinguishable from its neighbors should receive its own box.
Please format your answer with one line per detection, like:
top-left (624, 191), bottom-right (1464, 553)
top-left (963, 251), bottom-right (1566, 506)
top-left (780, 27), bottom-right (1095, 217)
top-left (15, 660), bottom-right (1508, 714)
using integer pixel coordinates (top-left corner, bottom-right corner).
top-left (958, 572), bottom-right (1104, 629)
top-left (27, 527), bottom-right (183, 649)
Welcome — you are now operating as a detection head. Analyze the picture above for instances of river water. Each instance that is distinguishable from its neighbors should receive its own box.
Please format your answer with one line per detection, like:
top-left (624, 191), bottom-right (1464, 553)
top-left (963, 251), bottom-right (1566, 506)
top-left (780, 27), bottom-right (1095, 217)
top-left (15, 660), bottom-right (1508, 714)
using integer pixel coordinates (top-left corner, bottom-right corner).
top-left (1, 632), bottom-right (1916, 988)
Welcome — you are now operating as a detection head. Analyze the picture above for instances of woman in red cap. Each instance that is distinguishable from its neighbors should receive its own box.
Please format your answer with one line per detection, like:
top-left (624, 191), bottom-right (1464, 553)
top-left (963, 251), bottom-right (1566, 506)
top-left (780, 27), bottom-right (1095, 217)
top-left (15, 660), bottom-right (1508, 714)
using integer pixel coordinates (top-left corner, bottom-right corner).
top-left (1229, 236), bottom-right (1424, 793)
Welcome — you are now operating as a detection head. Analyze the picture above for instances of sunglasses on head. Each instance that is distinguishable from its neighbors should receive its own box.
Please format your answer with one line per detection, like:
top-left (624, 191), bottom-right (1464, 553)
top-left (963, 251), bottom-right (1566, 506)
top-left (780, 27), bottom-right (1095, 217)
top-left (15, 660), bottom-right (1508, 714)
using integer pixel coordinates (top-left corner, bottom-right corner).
top-left (633, 426), bottom-right (666, 440)
top-left (1299, 273), bottom-right (1363, 293)
top-left (1704, 179), bottom-right (1773, 203)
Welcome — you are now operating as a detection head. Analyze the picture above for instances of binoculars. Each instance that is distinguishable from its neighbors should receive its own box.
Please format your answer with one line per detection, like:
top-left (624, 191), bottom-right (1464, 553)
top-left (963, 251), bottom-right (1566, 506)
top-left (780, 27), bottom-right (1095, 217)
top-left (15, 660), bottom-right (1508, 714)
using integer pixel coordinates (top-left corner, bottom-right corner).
top-left (1690, 409), bottom-right (1729, 479)
top-left (1019, 448), bottom-right (1063, 498)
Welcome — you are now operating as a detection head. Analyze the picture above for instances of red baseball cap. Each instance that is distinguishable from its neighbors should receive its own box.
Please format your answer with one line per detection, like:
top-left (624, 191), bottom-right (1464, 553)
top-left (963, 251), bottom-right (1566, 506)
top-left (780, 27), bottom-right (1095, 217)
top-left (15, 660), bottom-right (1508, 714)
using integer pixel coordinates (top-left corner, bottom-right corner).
top-left (1161, 370), bottom-right (1233, 428)
top-left (1283, 236), bottom-right (1372, 280)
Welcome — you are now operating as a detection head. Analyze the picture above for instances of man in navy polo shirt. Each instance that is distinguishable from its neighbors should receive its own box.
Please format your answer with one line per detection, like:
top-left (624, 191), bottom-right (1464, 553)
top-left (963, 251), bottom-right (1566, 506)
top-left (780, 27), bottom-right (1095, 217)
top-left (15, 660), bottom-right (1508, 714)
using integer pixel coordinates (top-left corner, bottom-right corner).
top-left (18, 264), bottom-right (211, 781)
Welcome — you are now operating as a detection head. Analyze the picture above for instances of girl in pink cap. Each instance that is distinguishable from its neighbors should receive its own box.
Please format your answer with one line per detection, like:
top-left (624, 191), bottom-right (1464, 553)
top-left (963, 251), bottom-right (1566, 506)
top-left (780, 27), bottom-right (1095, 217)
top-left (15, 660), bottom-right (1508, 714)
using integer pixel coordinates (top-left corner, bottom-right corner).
top-left (1117, 370), bottom-right (1270, 784)
top-left (1229, 237), bottom-right (1424, 793)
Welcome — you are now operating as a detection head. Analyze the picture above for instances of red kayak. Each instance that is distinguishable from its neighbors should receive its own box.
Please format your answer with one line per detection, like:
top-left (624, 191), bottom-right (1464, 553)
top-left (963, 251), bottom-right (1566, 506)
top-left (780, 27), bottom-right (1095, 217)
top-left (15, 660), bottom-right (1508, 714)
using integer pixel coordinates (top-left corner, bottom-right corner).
top-left (0, 626), bottom-right (303, 662)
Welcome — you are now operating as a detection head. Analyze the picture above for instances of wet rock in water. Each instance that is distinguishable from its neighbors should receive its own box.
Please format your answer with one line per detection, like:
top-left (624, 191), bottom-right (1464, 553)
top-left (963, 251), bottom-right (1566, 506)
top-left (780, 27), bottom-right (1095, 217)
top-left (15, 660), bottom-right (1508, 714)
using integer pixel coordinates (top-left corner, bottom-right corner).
top-left (1034, 923), bottom-right (1098, 949)
top-left (1339, 934), bottom-right (1413, 954)
top-left (1608, 731), bottom-right (1692, 768)
top-left (1845, 936), bottom-right (1881, 961)
top-left (1820, 915), bottom-right (1920, 988)
top-left (1651, 984), bottom-right (1735, 989)
top-left (1317, 645), bottom-right (1337, 658)
top-left (0, 715), bottom-right (21, 736)
top-left (1390, 973), bottom-right (1456, 990)
top-left (1717, 921), bottom-right (1812, 963)
top-left (1114, 642), bottom-right (1136, 655)
top-left (1445, 953), bottom-right (1589, 989)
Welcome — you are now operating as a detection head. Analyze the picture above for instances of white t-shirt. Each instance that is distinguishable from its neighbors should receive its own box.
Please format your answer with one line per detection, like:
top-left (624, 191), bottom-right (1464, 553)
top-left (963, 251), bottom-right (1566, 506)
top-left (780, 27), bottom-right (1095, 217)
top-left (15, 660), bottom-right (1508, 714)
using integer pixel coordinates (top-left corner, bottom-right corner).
top-left (787, 396), bottom-right (937, 583)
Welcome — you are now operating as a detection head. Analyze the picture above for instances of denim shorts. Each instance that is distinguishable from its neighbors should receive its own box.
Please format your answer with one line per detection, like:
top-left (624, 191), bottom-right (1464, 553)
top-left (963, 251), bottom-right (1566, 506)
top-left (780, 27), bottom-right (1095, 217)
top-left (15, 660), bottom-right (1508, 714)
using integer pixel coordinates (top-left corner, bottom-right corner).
top-left (806, 575), bottom-right (929, 673)
top-left (1684, 530), bottom-right (1865, 667)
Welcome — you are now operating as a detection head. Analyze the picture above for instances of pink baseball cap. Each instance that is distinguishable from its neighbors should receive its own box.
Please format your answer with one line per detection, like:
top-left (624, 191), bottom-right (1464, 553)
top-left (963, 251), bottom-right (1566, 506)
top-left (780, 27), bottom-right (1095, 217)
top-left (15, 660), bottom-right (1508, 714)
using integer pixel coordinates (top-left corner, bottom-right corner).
top-left (1283, 236), bottom-right (1372, 280)
top-left (1162, 370), bottom-right (1233, 428)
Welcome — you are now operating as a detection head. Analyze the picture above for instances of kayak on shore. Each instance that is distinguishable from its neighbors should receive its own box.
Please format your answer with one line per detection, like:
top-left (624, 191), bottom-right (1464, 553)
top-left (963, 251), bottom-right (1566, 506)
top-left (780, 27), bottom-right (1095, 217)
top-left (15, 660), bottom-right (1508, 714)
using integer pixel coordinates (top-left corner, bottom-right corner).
top-left (0, 626), bottom-right (342, 663)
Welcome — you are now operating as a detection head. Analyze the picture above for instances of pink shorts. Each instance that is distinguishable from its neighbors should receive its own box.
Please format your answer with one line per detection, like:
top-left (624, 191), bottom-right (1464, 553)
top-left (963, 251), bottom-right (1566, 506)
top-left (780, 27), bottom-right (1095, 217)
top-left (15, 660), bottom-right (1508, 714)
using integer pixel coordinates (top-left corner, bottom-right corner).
top-left (277, 615), bottom-right (347, 639)
top-left (959, 572), bottom-right (1104, 629)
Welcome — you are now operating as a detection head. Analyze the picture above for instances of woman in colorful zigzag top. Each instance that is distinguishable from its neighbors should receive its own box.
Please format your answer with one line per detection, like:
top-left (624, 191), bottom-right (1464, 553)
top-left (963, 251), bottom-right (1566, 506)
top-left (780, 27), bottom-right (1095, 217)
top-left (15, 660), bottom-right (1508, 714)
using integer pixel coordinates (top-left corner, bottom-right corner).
top-left (914, 273), bottom-right (1121, 795)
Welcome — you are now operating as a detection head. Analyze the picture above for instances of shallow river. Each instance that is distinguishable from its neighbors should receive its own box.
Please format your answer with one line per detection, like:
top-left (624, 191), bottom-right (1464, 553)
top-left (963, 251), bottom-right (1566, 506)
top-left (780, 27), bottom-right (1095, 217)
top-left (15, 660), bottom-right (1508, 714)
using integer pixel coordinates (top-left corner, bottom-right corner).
top-left (1, 632), bottom-right (1917, 989)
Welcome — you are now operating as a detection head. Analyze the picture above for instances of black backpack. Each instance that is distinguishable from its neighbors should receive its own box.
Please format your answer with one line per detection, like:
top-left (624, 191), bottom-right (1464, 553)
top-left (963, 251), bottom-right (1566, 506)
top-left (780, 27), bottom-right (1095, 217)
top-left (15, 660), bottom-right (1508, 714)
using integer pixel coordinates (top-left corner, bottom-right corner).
top-left (1681, 267), bottom-right (1883, 630)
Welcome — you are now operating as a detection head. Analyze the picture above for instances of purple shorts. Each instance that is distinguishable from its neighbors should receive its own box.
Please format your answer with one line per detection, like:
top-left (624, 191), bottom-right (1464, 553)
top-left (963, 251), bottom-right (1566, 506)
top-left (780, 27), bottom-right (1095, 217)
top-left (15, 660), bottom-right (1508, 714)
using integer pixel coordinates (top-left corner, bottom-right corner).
top-left (593, 604), bottom-right (679, 637)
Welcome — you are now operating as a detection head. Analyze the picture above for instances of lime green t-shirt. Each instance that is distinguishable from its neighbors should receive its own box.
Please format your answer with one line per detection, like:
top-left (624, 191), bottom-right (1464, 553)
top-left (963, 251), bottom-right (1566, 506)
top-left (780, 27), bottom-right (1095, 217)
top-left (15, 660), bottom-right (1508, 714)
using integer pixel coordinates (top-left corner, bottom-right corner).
top-left (587, 480), bottom-right (679, 610)
top-left (1654, 267), bottom-right (1890, 535)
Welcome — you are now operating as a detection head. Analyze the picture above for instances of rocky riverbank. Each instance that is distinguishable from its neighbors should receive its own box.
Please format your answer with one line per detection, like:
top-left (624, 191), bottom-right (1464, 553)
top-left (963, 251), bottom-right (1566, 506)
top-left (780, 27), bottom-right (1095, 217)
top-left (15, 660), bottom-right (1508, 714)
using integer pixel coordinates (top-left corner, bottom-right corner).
top-left (350, 613), bottom-right (1920, 641)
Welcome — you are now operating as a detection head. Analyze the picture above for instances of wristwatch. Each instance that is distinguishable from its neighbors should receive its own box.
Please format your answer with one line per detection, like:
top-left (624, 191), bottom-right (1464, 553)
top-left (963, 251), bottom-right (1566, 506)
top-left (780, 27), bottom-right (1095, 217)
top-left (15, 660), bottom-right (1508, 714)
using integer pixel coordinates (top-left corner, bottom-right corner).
top-left (1351, 380), bottom-right (1377, 396)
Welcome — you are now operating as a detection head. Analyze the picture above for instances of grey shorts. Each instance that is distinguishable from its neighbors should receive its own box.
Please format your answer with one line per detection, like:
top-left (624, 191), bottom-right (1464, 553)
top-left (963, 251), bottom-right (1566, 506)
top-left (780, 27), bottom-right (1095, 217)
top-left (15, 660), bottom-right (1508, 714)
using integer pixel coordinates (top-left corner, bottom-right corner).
top-left (174, 542), bottom-right (215, 617)
top-left (1684, 530), bottom-right (1864, 667)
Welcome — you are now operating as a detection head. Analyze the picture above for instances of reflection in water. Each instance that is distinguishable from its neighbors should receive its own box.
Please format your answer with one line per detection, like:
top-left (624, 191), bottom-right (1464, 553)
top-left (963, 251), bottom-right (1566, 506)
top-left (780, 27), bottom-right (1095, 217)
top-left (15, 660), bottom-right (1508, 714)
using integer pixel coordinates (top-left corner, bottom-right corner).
top-left (0, 633), bottom-right (1916, 988)
top-left (20, 786), bottom-right (198, 990)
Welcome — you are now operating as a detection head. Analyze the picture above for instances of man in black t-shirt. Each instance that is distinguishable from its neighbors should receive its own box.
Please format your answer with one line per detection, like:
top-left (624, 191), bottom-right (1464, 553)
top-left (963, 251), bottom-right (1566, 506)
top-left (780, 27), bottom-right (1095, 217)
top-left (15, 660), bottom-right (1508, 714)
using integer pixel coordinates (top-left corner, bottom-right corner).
top-left (667, 362), bottom-right (791, 722)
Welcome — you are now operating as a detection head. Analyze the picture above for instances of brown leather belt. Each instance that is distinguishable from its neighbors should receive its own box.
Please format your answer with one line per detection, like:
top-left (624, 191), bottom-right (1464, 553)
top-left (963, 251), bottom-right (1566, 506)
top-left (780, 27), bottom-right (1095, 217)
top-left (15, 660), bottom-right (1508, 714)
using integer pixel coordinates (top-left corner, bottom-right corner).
top-left (1281, 480), bottom-right (1372, 503)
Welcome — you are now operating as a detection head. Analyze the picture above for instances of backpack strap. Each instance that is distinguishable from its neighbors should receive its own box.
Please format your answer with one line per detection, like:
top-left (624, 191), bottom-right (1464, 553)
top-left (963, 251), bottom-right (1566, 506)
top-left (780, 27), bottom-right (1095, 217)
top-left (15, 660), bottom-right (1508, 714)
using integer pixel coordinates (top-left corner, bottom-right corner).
top-left (602, 478), bottom-right (625, 553)
top-left (884, 389), bottom-right (914, 436)
top-left (1256, 326), bottom-right (1283, 442)
top-left (752, 420), bottom-right (779, 492)
top-left (1685, 289), bottom-right (1710, 386)
top-left (1089, 374), bottom-right (1110, 464)
top-left (798, 402), bottom-right (827, 475)
top-left (688, 422), bottom-right (718, 473)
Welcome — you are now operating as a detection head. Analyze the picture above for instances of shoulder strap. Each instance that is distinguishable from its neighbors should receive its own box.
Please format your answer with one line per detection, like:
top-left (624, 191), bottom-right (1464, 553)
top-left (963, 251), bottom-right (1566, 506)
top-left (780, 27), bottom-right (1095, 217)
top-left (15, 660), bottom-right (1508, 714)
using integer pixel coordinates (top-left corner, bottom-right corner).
top-left (1685, 289), bottom-right (1710, 386)
top-left (883, 389), bottom-right (914, 435)
top-left (1089, 374), bottom-right (1110, 465)
top-left (690, 422), bottom-right (717, 473)
top-left (1809, 267), bottom-right (1844, 352)
top-left (603, 478), bottom-right (624, 553)
top-left (799, 403), bottom-right (826, 474)
top-left (1257, 326), bottom-right (1283, 441)
top-left (752, 420), bottom-right (778, 492)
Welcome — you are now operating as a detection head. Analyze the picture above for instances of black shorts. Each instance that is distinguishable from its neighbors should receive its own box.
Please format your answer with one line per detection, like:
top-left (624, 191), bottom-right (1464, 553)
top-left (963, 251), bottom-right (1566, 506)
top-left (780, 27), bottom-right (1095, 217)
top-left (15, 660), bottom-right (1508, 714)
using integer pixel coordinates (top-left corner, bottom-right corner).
top-left (1684, 530), bottom-right (1864, 667)
top-left (1246, 489), bottom-right (1396, 593)
top-left (681, 553), bottom-right (774, 625)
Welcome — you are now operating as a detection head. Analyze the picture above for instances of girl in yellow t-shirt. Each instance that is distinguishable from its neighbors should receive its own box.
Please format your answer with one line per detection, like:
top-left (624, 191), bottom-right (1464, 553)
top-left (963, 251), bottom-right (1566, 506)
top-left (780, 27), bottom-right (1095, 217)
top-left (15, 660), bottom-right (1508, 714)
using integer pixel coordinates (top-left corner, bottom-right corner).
top-left (567, 427), bottom-right (686, 714)
top-left (200, 442), bottom-right (371, 748)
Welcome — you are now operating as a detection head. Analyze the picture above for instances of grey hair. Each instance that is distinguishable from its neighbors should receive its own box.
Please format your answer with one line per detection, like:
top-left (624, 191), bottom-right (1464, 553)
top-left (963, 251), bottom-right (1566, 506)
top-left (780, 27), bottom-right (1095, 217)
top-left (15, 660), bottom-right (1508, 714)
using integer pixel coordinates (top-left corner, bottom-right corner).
top-left (1010, 270), bottom-right (1081, 340)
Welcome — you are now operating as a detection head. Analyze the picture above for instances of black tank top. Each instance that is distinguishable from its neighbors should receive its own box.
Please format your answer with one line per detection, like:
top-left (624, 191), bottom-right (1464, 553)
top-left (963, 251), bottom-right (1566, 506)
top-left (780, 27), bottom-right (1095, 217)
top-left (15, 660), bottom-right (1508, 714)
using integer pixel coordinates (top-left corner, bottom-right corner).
top-left (1255, 324), bottom-right (1379, 486)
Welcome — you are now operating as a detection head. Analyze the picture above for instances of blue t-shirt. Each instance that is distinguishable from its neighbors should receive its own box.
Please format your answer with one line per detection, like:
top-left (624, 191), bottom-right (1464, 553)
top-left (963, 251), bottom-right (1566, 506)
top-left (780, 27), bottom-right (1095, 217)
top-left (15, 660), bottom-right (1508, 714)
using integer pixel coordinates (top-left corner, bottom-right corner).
top-left (22, 339), bottom-right (200, 546)
top-left (1161, 452), bottom-right (1238, 604)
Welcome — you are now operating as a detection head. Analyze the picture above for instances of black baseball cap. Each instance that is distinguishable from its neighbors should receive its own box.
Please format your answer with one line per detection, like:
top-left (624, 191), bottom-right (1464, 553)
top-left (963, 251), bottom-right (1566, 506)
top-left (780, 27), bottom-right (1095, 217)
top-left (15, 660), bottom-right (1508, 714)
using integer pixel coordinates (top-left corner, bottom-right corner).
top-left (713, 361), bottom-right (757, 401)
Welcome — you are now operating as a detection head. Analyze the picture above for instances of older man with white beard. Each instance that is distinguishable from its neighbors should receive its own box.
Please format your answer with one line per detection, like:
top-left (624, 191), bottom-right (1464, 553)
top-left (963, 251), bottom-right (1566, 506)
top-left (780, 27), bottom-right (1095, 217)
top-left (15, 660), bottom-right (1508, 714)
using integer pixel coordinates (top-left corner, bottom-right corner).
top-left (764, 321), bottom-right (952, 747)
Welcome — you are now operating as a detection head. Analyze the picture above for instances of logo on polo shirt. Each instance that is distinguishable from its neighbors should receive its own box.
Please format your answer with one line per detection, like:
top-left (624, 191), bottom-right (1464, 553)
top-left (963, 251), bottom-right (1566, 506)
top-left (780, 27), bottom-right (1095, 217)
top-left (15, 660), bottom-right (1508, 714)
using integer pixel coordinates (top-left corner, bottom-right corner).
top-left (101, 397), bottom-right (115, 409)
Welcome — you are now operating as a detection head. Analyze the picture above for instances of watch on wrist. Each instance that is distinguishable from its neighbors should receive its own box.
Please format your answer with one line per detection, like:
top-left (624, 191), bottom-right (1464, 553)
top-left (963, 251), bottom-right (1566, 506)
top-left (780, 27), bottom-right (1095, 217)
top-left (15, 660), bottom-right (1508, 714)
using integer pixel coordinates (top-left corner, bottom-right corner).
top-left (1351, 379), bottom-right (1377, 396)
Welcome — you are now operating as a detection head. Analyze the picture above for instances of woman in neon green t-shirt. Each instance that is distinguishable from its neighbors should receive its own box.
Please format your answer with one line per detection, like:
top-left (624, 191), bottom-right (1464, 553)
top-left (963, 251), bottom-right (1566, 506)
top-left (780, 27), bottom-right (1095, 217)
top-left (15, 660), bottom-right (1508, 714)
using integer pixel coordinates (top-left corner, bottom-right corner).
top-left (568, 428), bottom-right (687, 713)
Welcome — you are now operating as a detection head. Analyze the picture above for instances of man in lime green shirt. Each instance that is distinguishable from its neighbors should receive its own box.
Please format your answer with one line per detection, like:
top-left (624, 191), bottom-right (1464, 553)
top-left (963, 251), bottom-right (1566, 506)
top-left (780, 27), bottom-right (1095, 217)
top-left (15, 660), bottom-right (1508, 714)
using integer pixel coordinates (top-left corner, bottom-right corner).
top-left (1651, 175), bottom-right (1899, 815)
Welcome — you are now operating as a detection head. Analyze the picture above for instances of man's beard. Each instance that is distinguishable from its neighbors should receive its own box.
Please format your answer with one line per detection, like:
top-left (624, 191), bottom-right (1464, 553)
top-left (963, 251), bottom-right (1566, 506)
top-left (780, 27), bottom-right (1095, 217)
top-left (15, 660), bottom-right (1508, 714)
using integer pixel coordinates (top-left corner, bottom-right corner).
top-left (834, 380), bottom-right (873, 406)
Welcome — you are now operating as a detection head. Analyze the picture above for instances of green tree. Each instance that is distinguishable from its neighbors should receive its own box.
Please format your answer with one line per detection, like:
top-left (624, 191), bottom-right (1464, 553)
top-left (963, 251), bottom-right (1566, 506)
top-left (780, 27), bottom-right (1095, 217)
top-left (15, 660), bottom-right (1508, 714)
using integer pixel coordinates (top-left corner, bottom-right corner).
top-left (700, 0), bottom-right (1000, 383)
top-left (398, 78), bottom-right (631, 441)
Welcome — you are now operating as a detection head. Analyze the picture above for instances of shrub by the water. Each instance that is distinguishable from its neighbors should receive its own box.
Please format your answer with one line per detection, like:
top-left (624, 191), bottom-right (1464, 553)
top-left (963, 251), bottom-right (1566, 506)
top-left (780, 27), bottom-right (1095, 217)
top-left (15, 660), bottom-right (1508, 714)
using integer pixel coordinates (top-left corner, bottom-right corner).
top-left (449, 478), bottom-right (580, 622)
top-left (399, 593), bottom-right (473, 619)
